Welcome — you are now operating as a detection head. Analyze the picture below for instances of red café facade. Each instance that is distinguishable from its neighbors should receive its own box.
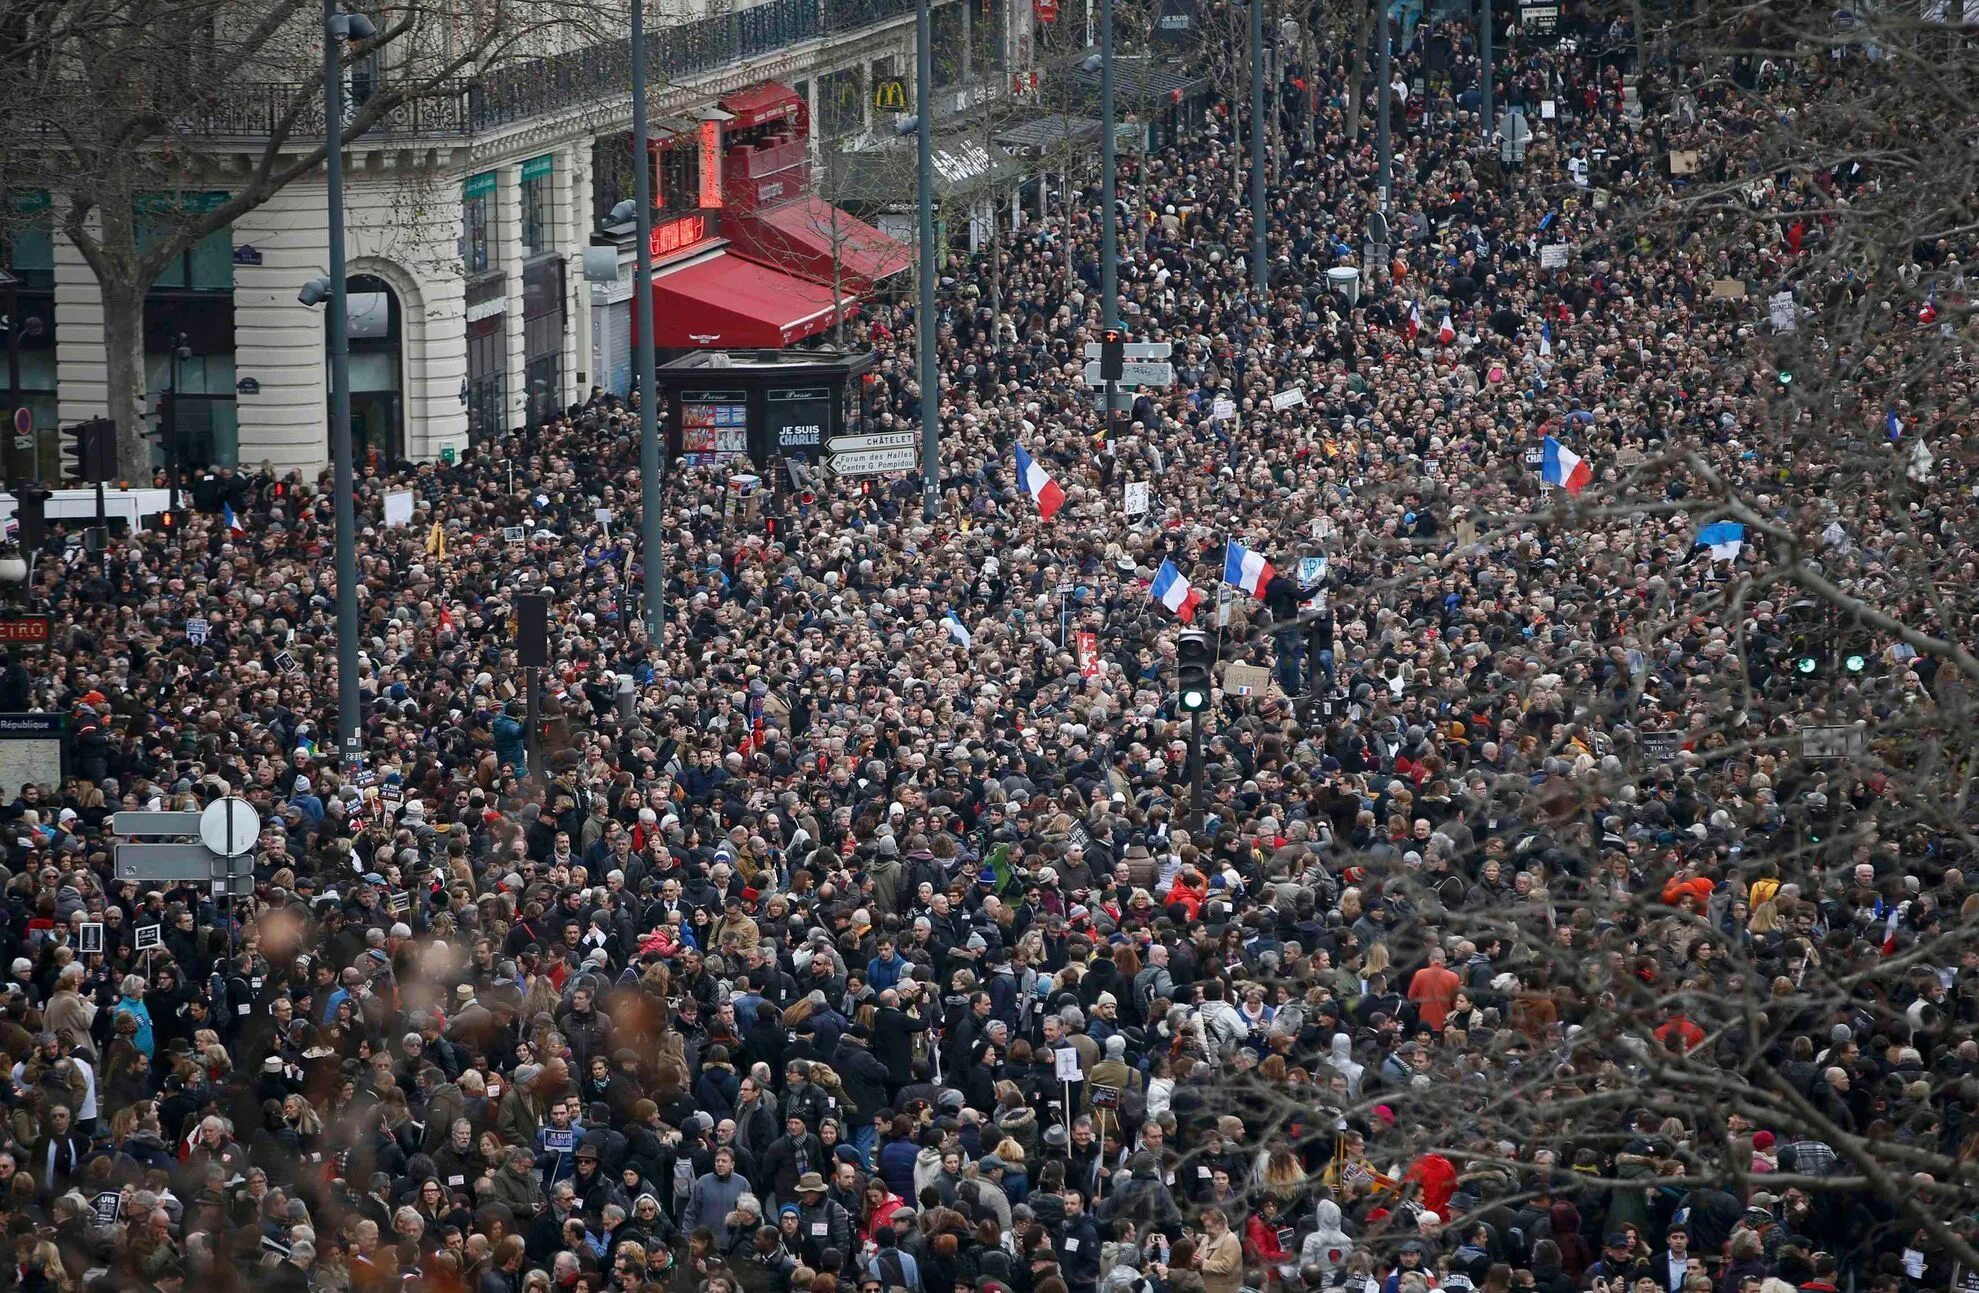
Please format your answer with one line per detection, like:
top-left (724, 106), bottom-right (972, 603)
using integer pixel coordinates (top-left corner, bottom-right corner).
top-left (622, 80), bottom-right (910, 354)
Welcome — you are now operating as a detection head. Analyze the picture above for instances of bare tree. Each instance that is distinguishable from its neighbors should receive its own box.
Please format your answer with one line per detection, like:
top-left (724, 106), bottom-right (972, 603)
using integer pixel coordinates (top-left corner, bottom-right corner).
top-left (0, 0), bottom-right (602, 474)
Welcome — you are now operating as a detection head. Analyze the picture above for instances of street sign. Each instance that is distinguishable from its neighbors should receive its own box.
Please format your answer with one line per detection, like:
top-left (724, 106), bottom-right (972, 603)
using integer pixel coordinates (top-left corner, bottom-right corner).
top-left (826, 447), bottom-right (918, 477)
top-left (113, 811), bottom-right (202, 835)
top-left (11, 408), bottom-right (28, 435)
top-left (115, 842), bottom-right (229, 881)
top-left (826, 432), bottom-right (917, 454)
top-left (1083, 360), bottom-right (1174, 387)
top-left (114, 809), bottom-right (256, 890)
top-left (199, 797), bottom-right (261, 858)
top-left (0, 615), bottom-right (50, 648)
top-left (1084, 340), bottom-right (1171, 360)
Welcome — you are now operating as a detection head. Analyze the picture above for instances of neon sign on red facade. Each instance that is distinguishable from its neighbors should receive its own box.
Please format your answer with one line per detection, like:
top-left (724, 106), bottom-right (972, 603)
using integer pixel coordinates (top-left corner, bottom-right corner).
top-left (649, 212), bottom-right (712, 259)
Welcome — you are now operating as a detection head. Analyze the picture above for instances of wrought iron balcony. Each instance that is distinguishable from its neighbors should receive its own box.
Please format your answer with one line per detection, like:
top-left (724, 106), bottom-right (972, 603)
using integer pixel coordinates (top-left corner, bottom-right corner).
top-left (168, 0), bottom-right (924, 141)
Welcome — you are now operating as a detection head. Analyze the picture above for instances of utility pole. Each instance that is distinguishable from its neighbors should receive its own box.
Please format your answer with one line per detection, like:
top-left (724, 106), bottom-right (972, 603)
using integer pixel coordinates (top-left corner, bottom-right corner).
top-left (1100, 0), bottom-right (1118, 333)
top-left (916, 0), bottom-right (939, 522)
top-left (1376, 1), bottom-right (1392, 211)
top-left (323, 0), bottom-right (369, 774)
top-left (1480, 0), bottom-right (1494, 144)
top-left (1249, 0), bottom-right (1267, 292)
top-left (632, 0), bottom-right (665, 646)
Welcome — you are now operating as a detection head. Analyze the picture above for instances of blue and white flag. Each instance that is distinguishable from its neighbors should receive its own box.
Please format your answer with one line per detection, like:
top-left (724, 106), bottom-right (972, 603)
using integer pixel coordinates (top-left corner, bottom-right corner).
top-left (1696, 521), bottom-right (1745, 562)
top-left (1886, 410), bottom-right (1904, 441)
top-left (943, 610), bottom-right (974, 649)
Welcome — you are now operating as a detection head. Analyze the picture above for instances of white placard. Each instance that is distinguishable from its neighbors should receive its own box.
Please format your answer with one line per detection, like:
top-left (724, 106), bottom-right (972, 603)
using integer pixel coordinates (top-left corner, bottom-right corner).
top-left (134, 924), bottom-right (162, 952)
top-left (1298, 556), bottom-right (1328, 589)
top-left (78, 922), bottom-right (103, 954)
top-left (594, 507), bottom-right (613, 528)
top-left (1770, 291), bottom-right (1798, 332)
top-left (1054, 1046), bottom-right (1083, 1081)
top-left (1270, 388), bottom-right (1307, 411)
top-left (383, 490), bottom-right (415, 528)
top-left (1123, 481), bottom-right (1150, 517)
top-left (1540, 244), bottom-right (1570, 269)
top-left (1211, 397), bottom-right (1237, 422)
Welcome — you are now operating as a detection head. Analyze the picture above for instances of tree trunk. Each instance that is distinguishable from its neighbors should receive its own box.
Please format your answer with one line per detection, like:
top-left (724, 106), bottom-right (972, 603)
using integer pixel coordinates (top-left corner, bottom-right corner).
top-left (94, 198), bottom-right (151, 483)
top-left (1343, 0), bottom-right (1375, 144)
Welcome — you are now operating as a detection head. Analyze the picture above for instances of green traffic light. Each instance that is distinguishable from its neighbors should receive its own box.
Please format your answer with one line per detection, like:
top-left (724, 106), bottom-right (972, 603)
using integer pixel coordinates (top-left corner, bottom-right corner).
top-left (1844, 653), bottom-right (1867, 673)
top-left (1181, 688), bottom-right (1208, 712)
top-left (1795, 655), bottom-right (1819, 675)
top-left (1778, 371), bottom-right (1793, 386)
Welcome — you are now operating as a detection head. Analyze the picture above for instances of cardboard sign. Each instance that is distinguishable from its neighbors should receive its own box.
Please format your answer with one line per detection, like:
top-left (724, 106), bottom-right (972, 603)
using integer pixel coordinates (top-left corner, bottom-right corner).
top-left (92, 1191), bottom-right (121, 1225)
top-left (503, 526), bottom-right (526, 544)
top-left (1298, 557), bottom-right (1327, 589)
top-left (78, 922), bottom-right (103, 954)
top-left (541, 1129), bottom-right (576, 1153)
top-left (1770, 291), bottom-right (1798, 332)
top-left (1669, 150), bottom-right (1700, 175)
top-left (1054, 1046), bottom-right (1083, 1081)
top-left (1270, 388), bottom-right (1307, 411)
top-left (275, 650), bottom-right (302, 676)
top-left (1540, 244), bottom-right (1570, 269)
top-left (1123, 481), bottom-right (1150, 517)
top-left (1224, 663), bottom-right (1272, 696)
top-left (1211, 397), bottom-right (1237, 422)
top-left (1711, 278), bottom-right (1748, 299)
top-left (134, 924), bottom-right (162, 952)
top-left (185, 617), bottom-right (209, 646)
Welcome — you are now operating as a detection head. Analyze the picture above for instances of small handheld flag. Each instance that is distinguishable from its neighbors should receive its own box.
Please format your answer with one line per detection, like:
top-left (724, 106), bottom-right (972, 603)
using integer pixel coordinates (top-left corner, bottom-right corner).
top-left (1539, 322), bottom-right (1554, 359)
top-left (223, 503), bottom-right (246, 536)
top-left (1151, 559), bottom-right (1203, 623)
top-left (1405, 301), bottom-right (1423, 340)
top-left (1695, 521), bottom-right (1745, 562)
top-left (1222, 540), bottom-right (1274, 597)
top-left (1437, 313), bottom-right (1456, 345)
top-left (1541, 435), bottom-right (1592, 495)
top-left (1013, 444), bottom-right (1066, 521)
top-left (943, 610), bottom-right (974, 649)
top-left (1886, 410), bottom-right (1903, 441)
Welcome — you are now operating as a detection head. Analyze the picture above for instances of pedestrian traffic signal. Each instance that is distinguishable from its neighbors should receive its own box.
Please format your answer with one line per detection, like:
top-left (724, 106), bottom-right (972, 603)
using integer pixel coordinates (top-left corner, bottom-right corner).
top-left (157, 509), bottom-right (180, 535)
top-left (1099, 327), bottom-right (1126, 382)
top-left (1176, 630), bottom-right (1212, 713)
top-left (59, 418), bottom-right (115, 485)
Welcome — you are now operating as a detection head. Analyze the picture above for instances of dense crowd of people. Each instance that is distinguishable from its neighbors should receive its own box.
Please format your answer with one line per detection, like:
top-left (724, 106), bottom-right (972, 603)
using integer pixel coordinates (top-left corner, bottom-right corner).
top-left (2, 7), bottom-right (1976, 1293)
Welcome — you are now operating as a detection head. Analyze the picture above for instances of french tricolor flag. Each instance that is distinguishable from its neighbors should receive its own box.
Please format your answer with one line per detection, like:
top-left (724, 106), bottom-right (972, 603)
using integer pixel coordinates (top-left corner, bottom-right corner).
top-left (1150, 559), bottom-right (1202, 623)
top-left (1405, 301), bottom-right (1422, 340)
top-left (1222, 540), bottom-right (1274, 597)
top-left (1542, 435), bottom-right (1592, 495)
top-left (1437, 312), bottom-right (1456, 345)
top-left (223, 502), bottom-right (246, 535)
top-left (1013, 443), bottom-right (1065, 521)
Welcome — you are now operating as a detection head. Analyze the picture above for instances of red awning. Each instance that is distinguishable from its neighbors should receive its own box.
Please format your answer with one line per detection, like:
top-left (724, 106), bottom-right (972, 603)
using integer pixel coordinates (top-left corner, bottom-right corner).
top-left (727, 196), bottom-right (912, 291)
top-left (644, 250), bottom-right (847, 349)
top-left (718, 80), bottom-right (803, 131)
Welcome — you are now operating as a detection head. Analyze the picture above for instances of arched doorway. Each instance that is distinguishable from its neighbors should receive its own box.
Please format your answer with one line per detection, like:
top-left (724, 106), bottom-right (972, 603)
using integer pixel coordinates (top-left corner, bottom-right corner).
top-left (346, 274), bottom-right (404, 460)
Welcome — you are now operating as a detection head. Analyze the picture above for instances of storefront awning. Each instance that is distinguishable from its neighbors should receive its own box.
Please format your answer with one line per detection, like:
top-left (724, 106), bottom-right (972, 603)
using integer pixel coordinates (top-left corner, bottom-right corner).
top-left (643, 249), bottom-right (848, 349)
top-left (727, 196), bottom-right (911, 290)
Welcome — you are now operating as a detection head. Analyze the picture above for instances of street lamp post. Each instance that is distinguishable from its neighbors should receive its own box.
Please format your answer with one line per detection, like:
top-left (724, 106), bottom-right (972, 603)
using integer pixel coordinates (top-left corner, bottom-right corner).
top-left (168, 332), bottom-right (190, 517)
top-left (320, 1), bottom-right (377, 773)
top-left (1249, 0), bottom-right (1267, 293)
top-left (1376, 0), bottom-right (1393, 211)
top-left (915, 0), bottom-right (939, 522)
top-left (630, 0), bottom-right (665, 645)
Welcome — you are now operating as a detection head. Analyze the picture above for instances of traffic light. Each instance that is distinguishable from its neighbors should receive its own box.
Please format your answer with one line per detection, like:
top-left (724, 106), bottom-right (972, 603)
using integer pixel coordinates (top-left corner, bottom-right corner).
top-left (1099, 327), bottom-right (1126, 382)
top-left (12, 485), bottom-right (49, 550)
top-left (765, 513), bottom-right (789, 542)
top-left (157, 509), bottom-right (181, 536)
top-left (1176, 630), bottom-right (1212, 713)
top-left (59, 419), bottom-right (114, 485)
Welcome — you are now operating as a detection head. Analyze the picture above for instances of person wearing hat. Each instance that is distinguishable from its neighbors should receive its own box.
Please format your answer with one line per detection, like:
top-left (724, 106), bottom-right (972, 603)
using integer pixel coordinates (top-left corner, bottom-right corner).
top-left (792, 1169), bottom-right (850, 1267)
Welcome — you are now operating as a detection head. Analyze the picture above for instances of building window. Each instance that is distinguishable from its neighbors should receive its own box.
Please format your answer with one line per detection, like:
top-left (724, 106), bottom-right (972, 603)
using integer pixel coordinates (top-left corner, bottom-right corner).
top-left (466, 317), bottom-right (506, 445)
top-left (520, 155), bottom-right (553, 256)
top-left (2, 192), bottom-right (54, 291)
top-left (135, 191), bottom-right (234, 291)
top-left (523, 256), bottom-right (565, 424)
top-left (821, 66), bottom-right (864, 138)
top-left (464, 172), bottom-right (496, 273)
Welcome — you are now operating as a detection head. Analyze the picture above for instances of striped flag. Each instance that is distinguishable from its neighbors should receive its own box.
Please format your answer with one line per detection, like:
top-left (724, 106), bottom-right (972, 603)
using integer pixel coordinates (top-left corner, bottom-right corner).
top-left (1150, 559), bottom-right (1202, 623)
top-left (1437, 312), bottom-right (1456, 345)
top-left (223, 502), bottom-right (246, 535)
top-left (1222, 540), bottom-right (1274, 596)
top-left (1013, 443), bottom-right (1066, 520)
top-left (1542, 435), bottom-right (1592, 495)
top-left (943, 610), bottom-right (974, 648)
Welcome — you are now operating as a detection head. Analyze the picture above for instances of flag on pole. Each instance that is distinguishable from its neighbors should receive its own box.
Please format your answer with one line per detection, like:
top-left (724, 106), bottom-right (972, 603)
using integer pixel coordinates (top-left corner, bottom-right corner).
top-left (1222, 540), bottom-right (1274, 596)
top-left (1886, 410), bottom-right (1904, 441)
top-left (1437, 312), bottom-right (1456, 345)
top-left (1013, 443), bottom-right (1066, 520)
top-left (1150, 559), bottom-right (1203, 623)
top-left (1881, 906), bottom-right (1901, 955)
top-left (943, 610), bottom-right (974, 648)
top-left (1541, 435), bottom-right (1592, 495)
top-left (1695, 521), bottom-right (1745, 562)
top-left (1405, 301), bottom-right (1422, 340)
top-left (1539, 322), bottom-right (1553, 358)
top-left (223, 503), bottom-right (245, 536)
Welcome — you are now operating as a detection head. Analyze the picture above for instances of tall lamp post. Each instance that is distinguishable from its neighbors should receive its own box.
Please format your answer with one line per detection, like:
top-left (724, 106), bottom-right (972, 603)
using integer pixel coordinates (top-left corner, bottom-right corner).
top-left (1249, 0), bottom-right (1266, 293)
top-left (302, 0), bottom-right (377, 775)
top-left (629, 0), bottom-right (664, 644)
top-left (1375, 0), bottom-right (1393, 211)
top-left (914, 0), bottom-right (939, 522)
top-left (167, 332), bottom-right (190, 516)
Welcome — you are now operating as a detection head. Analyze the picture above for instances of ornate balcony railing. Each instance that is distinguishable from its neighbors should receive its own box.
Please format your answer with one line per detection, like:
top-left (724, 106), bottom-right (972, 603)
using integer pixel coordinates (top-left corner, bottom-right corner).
top-left (168, 0), bottom-right (923, 141)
